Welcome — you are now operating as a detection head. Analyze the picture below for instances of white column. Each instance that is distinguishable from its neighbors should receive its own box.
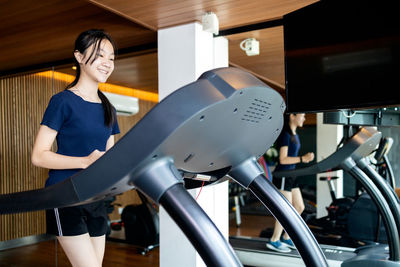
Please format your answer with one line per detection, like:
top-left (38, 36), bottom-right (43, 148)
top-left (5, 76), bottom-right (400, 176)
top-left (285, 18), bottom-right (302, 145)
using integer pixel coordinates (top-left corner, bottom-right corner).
top-left (316, 113), bottom-right (343, 218)
top-left (158, 22), bottom-right (229, 267)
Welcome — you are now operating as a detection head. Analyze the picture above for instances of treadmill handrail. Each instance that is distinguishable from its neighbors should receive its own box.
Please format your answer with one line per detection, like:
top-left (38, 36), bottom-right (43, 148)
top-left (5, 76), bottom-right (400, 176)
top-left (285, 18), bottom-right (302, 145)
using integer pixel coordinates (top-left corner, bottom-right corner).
top-left (273, 127), bottom-right (381, 178)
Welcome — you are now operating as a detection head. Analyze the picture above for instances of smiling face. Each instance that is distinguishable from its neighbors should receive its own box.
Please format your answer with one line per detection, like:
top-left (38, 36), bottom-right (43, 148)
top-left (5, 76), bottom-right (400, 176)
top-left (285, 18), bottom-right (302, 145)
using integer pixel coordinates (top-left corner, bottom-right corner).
top-left (75, 39), bottom-right (115, 83)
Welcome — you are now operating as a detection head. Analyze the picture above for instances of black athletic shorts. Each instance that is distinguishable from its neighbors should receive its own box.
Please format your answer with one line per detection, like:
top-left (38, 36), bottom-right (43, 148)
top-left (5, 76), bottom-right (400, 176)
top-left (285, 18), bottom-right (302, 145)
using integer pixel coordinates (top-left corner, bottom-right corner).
top-left (272, 176), bottom-right (299, 192)
top-left (46, 201), bottom-right (108, 237)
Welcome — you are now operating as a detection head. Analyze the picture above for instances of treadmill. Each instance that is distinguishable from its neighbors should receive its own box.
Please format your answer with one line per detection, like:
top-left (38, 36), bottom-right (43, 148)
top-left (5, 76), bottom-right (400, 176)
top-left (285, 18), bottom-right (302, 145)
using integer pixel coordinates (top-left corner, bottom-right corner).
top-left (0, 67), bottom-right (328, 267)
top-left (231, 127), bottom-right (400, 267)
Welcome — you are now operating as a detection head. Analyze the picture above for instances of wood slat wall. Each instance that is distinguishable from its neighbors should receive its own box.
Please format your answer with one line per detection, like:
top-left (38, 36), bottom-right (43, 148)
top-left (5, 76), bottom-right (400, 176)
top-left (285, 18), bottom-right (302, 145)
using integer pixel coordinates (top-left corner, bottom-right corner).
top-left (0, 71), bottom-right (156, 241)
top-left (1, 71), bottom-right (55, 241)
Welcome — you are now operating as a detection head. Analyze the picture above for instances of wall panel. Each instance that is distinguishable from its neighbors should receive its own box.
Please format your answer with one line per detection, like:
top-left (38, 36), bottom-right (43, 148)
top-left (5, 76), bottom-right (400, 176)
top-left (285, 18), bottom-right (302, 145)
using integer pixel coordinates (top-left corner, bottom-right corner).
top-left (0, 72), bottom-right (56, 241)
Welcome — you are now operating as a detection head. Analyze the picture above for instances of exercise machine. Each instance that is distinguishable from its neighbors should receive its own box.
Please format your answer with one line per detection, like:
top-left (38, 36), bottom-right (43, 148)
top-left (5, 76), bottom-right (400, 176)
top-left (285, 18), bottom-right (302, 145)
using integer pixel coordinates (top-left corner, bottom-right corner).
top-left (273, 127), bottom-right (400, 266)
top-left (346, 137), bottom-right (396, 244)
top-left (120, 191), bottom-right (159, 255)
top-left (0, 67), bottom-right (328, 267)
top-left (231, 127), bottom-right (400, 267)
top-left (307, 175), bottom-right (358, 246)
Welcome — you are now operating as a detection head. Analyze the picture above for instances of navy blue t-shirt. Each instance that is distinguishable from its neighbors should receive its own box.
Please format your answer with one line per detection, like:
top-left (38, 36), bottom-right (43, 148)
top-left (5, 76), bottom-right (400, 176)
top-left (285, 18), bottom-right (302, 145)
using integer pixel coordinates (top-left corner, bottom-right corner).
top-left (41, 90), bottom-right (120, 186)
top-left (274, 130), bottom-right (300, 171)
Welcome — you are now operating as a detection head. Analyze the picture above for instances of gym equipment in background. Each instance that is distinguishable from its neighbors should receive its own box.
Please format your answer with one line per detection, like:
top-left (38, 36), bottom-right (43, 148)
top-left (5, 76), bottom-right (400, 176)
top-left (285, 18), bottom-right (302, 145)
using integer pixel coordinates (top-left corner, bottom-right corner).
top-left (346, 136), bottom-right (397, 244)
top-left (307, 175), bottom-right (357, 246)
top-left (306, 174), bottom-right (388, 246)
top-left (120, 191), bottom-right (159, 255)
top-left (232, 127), bottom-right (400, 267)
top-left (373, 137), bottom-right (396, 189)
top-left (0, 67), bottom-right (328, 267)
top-left (273, 127), bottom-right (400, 266)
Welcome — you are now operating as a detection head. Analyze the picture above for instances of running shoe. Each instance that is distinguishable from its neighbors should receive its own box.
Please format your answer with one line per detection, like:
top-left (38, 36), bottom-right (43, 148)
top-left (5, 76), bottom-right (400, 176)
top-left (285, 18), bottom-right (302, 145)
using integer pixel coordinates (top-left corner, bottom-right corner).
top-left (266, 240), bottom-right (291, 253)
top-left (280, 237), bottom-right (296, 249)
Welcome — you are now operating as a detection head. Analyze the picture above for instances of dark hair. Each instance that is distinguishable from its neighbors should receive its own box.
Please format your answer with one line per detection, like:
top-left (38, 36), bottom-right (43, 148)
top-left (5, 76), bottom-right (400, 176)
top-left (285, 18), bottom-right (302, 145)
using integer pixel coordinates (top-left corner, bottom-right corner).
top-left (66, 29), bottom-right (117, 127)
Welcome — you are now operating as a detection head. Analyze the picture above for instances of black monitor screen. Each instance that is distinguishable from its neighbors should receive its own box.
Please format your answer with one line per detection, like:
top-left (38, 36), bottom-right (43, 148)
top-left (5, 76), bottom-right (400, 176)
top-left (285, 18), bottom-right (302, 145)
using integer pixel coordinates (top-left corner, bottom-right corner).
top-left (284, 0), bottom-right (400, 113)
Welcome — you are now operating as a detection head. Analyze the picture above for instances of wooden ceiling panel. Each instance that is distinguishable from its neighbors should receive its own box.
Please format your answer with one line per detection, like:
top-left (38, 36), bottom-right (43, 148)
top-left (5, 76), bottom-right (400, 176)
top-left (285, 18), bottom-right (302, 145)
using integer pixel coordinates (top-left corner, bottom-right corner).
top-left (88, 0), bottom-right (318, 30)
top-left (1, 0), bottom-right (319, 99)
top-left (0, 0), bottom-right (156, 74)
top-left (108, 52), bottom-right (158, 93)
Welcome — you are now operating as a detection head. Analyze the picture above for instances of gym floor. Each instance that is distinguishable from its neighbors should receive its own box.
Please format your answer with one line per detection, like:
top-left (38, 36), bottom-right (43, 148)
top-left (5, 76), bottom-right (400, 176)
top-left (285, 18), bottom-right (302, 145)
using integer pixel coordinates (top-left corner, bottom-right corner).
top-left (0, 214), bottom-right (273, 266)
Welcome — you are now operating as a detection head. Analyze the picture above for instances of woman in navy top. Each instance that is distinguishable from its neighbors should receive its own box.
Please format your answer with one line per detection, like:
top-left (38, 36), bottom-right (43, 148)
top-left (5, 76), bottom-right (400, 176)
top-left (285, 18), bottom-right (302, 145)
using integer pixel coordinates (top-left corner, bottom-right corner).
top-left (31, 29), bottom-right (119, 267)
top-left (266, 113), bottom-right (314, 253)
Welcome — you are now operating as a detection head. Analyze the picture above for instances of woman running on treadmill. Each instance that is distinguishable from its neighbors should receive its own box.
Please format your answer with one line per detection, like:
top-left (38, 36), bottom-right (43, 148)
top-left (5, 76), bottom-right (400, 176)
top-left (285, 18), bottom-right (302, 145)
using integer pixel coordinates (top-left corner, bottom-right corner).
top-left (267, 113), bottom-right (314, 253)
top-left (31, 29), bottom-right (119, 267)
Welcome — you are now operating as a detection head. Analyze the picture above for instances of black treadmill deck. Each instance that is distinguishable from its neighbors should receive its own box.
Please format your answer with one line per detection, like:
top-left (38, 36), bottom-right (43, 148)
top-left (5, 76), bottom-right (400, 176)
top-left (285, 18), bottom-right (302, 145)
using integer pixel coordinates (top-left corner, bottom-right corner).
top-left (229, 236), bottom-right (356, 262)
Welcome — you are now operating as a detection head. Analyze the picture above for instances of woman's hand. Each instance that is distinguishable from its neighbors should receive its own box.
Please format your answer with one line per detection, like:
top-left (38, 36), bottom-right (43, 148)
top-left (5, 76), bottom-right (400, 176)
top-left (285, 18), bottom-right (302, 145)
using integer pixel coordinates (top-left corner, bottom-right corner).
top-left (84, 149), bottom-right (105, 169)
top-left (301, 152), bottom-right (315, 163)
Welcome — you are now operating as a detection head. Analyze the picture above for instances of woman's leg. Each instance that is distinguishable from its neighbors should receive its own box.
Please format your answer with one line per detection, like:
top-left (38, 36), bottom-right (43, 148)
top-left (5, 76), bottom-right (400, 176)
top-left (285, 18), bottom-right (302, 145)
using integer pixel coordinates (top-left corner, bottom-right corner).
top-left (291, 187), bottom-right (305, 214)
top-left (270, 190), bottom-right (292, 242)
top-left (90, 235), bottom-right (106, 265)
top-left (57, 233), bottom-right (101, 267)
top-left (282, 187), bottom-right (304, 240)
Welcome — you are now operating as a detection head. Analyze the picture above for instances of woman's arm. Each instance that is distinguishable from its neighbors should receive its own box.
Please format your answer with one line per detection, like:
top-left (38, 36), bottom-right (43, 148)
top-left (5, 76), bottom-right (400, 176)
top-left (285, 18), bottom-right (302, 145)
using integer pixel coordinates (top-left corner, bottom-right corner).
top-left (279, 146), bottom-right (300, 165)
top-left (105, 135), bottom-right (115, 151)
top-left (31, 125), bottom-right (103, 169)
top-left (278, 146), bottom-right (314, 165)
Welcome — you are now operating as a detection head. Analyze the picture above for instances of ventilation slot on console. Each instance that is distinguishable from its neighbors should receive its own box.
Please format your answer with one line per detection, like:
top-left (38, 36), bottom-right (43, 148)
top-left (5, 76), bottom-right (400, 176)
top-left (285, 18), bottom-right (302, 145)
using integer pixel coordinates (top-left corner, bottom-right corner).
top-left (241, 98), bottom-right (271, 123)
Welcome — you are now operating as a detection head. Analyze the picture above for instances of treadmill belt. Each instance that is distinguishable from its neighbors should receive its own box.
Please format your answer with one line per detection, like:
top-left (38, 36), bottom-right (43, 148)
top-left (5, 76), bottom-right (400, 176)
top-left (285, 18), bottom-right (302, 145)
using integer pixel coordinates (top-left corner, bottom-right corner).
top-left (229, 236), bottom-right (356, 262)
